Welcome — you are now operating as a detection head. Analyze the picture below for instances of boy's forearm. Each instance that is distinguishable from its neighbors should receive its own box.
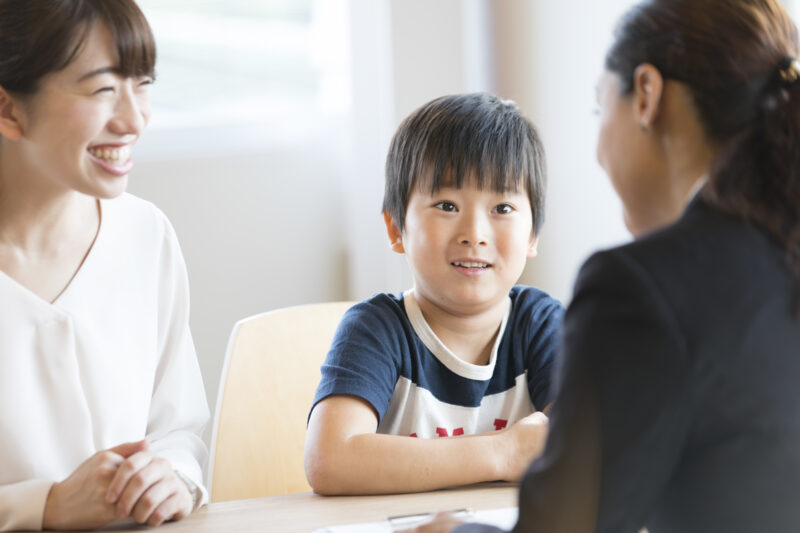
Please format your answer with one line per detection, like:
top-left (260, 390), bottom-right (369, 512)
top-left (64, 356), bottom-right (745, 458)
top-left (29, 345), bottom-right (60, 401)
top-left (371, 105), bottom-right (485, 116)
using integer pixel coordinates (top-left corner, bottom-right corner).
top-left (307, 430), bottom-right (512, 495)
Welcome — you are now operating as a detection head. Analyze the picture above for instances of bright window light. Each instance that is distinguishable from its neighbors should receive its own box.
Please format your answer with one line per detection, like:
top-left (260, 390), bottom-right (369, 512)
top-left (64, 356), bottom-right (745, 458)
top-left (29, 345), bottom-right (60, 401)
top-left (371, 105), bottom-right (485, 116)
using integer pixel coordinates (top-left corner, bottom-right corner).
top-left (137, 0), bottom-right (349, 132)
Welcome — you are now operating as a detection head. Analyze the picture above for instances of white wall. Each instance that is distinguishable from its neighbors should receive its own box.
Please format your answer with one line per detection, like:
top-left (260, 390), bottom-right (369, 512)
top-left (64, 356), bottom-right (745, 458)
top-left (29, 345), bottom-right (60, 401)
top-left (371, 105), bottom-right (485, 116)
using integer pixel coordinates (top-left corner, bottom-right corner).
top-left (490, 1), bottom-right (633, 301)
top-left (127, 130), bottom-right (349, 432)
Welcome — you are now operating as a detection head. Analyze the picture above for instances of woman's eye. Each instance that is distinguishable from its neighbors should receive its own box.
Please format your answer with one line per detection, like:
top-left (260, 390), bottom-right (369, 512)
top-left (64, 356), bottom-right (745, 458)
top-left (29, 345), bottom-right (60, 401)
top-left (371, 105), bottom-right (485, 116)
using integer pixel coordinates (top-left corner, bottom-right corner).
top-left (434, 201), bottom-right (457, 212)
top-left (492, 203), bottom-right (514, 215)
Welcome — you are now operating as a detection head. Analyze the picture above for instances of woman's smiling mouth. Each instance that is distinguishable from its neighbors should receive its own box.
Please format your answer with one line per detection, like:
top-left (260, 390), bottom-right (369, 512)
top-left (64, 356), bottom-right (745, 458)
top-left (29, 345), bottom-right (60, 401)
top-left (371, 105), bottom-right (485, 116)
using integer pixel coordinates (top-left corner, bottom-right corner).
top-left (88, 144), bottom-right (131, 164)
top-left (87, 144), bottom-right (133, 176)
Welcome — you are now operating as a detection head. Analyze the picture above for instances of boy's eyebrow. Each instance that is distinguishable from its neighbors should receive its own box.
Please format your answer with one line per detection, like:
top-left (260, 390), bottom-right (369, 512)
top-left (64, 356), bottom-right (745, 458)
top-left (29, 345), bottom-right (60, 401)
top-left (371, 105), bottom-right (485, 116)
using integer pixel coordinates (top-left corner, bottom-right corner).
top-left (78, 66), bottom-right (118, 82)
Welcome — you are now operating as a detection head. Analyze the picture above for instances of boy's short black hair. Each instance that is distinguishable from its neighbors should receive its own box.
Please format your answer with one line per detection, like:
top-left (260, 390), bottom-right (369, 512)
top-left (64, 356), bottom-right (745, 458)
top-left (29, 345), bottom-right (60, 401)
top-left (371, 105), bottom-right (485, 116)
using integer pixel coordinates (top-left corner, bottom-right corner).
top-left (383, 92), bottom-right (547, 234)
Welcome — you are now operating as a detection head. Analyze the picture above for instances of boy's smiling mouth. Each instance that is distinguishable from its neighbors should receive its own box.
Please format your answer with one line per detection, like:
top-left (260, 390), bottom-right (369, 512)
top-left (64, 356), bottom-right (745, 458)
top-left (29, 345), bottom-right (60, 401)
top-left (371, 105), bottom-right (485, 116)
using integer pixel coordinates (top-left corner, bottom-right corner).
top-left (450, 259), bottom-right (493, 277)
top-left (451, 260), bottom-right (491, 268)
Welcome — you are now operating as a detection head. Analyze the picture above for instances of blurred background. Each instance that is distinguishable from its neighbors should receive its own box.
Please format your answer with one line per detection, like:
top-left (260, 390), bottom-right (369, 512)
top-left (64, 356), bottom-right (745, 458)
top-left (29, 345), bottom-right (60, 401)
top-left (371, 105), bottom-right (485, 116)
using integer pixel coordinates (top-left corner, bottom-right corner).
top-left (128, 0), bottom-right (799, 442)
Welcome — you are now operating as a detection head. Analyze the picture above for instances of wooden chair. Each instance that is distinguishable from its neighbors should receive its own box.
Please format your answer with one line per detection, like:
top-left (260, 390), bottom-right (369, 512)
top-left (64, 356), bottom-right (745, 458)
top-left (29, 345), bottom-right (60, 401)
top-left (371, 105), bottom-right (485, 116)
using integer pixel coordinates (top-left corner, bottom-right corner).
top-left (208, 301), bottom-right (354, 502)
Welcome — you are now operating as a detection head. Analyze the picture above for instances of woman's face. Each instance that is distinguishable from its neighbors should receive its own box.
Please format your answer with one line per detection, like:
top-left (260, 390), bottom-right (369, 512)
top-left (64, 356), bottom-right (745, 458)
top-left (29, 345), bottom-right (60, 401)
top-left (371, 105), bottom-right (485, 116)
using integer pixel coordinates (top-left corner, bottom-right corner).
top-left (595, 69), bottom-right (666, 236)
top-left (15, 22), bottom-right (152, 199)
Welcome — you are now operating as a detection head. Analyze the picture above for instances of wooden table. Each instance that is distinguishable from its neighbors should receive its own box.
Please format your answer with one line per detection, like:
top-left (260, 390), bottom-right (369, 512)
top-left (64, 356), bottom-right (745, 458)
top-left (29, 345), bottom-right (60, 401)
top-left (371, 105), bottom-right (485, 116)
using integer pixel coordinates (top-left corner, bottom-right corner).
top-left (91, 483), bottom-right (517, 533)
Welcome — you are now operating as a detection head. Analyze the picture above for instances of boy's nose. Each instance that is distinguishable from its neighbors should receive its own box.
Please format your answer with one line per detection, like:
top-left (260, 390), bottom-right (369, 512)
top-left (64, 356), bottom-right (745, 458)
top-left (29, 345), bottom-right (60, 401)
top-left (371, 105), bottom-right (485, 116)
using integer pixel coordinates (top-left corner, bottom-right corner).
top-left (458, 212), bottom-right (489, 246)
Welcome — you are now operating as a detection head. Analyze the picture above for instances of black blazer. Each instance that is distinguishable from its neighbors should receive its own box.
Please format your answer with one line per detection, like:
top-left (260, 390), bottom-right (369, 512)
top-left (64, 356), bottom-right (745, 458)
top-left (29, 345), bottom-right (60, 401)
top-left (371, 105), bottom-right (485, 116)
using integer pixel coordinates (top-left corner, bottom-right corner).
top-left (461, 198), bottom-right (800, 532)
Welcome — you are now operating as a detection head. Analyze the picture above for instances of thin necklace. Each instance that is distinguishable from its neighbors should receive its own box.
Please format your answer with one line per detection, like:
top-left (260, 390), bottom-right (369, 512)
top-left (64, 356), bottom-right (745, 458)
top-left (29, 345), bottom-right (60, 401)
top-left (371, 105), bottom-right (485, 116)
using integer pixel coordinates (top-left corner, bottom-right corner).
top-left (50, 199), bottom-right (102, 304)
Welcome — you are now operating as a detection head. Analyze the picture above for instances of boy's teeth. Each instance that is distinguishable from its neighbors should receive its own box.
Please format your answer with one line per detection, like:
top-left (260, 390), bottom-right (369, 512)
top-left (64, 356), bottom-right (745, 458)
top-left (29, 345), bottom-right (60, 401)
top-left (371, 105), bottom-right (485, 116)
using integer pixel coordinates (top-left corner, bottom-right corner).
top-left (89, 146), bottom-right (130, 164)
top-left (453, 261), bottom-right (489, 268)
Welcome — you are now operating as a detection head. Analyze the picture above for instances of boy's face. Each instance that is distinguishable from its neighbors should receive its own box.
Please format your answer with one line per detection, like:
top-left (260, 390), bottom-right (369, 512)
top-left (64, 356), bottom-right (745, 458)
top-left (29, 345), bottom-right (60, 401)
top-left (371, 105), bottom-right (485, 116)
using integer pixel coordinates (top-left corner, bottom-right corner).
top-left (384, 181), bottom-right (538, 317)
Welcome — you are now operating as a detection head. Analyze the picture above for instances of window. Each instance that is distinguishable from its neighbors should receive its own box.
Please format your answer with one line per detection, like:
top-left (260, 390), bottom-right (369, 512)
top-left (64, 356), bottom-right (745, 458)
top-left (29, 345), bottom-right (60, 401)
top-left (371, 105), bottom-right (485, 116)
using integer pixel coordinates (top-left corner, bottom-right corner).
top-left (136, 0), bottom-right (350, 156)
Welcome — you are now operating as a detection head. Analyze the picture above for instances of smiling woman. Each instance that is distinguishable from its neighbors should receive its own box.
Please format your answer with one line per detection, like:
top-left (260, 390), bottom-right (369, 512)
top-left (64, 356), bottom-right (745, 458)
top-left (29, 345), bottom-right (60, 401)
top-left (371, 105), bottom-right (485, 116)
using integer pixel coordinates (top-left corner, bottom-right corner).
top-left (14, 22), bottom-right (152, 200)
top-left (0, 1), bottom-right (208, 531)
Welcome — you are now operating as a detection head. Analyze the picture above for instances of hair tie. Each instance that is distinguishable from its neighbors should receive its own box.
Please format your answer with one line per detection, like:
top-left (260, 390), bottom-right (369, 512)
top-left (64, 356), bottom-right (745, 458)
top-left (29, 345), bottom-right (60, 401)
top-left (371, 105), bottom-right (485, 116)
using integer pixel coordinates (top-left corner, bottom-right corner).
top-left (778, 57), bottom-right (800, 85)
top-left (763, 57), bottom-right (800, 111)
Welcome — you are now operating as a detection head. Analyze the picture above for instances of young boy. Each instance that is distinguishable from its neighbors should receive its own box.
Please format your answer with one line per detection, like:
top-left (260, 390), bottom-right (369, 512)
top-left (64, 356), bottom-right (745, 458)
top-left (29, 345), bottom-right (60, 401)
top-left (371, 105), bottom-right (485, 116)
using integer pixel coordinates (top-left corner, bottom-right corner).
top-left (305, 93), bottom-right (563, 494)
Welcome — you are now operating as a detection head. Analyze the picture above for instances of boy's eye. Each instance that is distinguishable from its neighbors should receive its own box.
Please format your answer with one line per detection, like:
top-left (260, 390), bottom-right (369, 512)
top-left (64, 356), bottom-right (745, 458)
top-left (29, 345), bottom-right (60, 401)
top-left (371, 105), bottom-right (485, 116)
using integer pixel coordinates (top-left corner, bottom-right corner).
top-left (93, 87), bottom-right (114, 95)
top-left (138, 77), bottom-right (154, 88)
top-left (434, 201), bottom-right (457, 212)
top-left (492, 203), bottom-right (515, 215)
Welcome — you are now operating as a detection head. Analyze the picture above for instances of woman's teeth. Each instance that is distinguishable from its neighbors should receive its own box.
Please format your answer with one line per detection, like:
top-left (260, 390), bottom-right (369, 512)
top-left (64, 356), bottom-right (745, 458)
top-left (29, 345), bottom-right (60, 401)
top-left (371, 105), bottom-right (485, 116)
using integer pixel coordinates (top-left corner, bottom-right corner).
top-left (89, 146), bottom-right (130, 164)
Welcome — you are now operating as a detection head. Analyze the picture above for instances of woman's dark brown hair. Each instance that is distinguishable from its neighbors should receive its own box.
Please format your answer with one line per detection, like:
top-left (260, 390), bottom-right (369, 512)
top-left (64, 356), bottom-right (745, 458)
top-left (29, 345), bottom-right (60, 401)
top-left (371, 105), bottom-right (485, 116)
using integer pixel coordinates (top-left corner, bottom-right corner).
top-left (606, 0), bottom-right (800, 316)
top-left (0, 0), bottom-right (156, 95)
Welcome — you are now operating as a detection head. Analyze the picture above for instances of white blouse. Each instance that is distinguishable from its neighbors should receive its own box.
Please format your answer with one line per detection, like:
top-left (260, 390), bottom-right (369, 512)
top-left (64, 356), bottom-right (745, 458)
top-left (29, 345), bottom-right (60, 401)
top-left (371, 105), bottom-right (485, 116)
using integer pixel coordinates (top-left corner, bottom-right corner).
top-left (0, 193), bottom-right (209, 531)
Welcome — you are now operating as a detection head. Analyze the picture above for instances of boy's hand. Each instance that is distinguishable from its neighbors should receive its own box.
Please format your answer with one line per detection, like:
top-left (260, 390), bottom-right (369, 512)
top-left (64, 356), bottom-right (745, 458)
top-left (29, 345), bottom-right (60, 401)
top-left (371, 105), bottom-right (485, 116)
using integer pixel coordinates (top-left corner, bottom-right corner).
top-left (43, 440), bottom-right (149, 530)
top-left (500, 411), bottom-right (549, 481)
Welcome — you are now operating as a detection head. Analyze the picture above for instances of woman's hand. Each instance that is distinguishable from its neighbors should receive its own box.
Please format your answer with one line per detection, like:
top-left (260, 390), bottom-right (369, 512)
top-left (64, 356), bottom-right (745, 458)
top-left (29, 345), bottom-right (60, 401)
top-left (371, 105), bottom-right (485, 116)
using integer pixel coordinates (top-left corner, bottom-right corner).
top-left (105, 444), bottom-right (193, 527)
top-left (499, 411), bottom-right (549, 481)
top-left (42, 440), bottom-right (148, 530)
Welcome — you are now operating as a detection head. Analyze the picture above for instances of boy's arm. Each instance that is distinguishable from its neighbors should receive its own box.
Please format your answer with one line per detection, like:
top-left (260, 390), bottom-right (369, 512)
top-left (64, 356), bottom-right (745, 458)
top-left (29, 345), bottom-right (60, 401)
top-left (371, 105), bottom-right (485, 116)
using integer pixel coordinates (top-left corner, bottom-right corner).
top-left (304, 395), bottom-right (548, 495)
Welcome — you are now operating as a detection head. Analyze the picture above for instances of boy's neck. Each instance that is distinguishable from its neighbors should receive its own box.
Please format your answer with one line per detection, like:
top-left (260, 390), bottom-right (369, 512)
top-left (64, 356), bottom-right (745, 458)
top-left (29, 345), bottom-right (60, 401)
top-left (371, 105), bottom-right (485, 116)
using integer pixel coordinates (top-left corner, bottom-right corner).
top-left (412, 289), bottom-right (509, 366)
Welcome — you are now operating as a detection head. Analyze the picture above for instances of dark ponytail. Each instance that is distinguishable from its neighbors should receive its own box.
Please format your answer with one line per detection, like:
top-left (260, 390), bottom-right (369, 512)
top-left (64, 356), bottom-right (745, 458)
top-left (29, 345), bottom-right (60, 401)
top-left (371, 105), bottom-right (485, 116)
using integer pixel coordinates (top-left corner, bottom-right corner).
top-left (707, 58), bottom-right (800, 317)
top-left (606, 0), bottom-right (800, 317)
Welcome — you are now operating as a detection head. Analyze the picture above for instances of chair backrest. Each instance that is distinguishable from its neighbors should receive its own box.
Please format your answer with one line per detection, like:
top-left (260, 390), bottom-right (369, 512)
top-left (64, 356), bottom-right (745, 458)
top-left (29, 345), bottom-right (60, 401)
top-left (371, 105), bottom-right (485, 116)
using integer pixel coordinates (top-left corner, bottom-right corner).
top-left (208, 301), bottom-right (354, 502)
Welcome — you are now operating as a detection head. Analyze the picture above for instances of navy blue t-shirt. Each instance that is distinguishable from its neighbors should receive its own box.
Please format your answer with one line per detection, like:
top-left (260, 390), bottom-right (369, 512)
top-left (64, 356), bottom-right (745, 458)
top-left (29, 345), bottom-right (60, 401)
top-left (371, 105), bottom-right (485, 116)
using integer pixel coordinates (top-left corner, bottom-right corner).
top-left (311, 286), bottom-right (563, 438)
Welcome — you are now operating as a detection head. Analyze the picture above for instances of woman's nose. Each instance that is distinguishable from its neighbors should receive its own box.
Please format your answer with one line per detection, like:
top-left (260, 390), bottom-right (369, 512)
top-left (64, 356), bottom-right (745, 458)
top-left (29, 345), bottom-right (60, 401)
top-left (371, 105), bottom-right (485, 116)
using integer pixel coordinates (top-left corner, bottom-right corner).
top-left (108, 83), bottom-right (149, 136)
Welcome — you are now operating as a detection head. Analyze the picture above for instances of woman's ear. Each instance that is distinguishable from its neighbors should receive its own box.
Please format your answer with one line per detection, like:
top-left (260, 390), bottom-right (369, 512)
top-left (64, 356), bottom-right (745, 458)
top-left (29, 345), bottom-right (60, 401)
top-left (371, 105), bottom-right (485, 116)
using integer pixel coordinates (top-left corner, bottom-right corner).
top-left (0, 87), bottom-right (25, 141)
top-left (632, 63), bottom-right (664, 131)
top-left (383, 211), bottom-right (405, 254)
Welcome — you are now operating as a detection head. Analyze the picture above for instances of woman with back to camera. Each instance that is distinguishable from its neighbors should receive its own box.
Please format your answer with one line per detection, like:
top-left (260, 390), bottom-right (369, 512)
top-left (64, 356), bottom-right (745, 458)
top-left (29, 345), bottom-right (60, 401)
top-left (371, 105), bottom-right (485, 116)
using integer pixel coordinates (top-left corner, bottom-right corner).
top-left (417, 0), bottom-right (800, 532)
top-left (0, 1), bottom-right (208, 530)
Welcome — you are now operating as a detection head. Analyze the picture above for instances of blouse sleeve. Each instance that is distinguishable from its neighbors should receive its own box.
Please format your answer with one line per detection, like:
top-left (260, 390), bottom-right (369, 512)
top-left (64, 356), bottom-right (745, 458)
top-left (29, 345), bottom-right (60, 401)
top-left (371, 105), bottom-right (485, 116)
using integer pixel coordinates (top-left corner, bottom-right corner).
top-left (146, 220), bottom-right (210, 506)
top-left (0, 480), bottom-right (53, 531)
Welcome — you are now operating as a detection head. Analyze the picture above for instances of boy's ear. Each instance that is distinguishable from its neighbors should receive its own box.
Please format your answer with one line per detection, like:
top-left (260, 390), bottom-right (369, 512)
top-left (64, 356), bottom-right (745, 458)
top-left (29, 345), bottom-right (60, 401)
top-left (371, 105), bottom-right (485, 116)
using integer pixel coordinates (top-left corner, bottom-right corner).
top-left (0, 86), bottom-right (26, 141)
top-left (526, 235), bottom-right (539, 258)
top-left (383, 211), bottom-right (405, 254)
top-left (632, 63), bottom-right (664, 130)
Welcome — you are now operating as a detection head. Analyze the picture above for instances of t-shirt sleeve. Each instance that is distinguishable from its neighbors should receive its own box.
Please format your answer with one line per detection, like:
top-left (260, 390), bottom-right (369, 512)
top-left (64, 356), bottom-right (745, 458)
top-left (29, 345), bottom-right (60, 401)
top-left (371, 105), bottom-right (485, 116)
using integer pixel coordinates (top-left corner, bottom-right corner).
top-left (521, 291), bottom-right (565, 410)
top-left (513, 249), bottom-right (691, 533)
top-left (310, 297), bottom-right (404, 424)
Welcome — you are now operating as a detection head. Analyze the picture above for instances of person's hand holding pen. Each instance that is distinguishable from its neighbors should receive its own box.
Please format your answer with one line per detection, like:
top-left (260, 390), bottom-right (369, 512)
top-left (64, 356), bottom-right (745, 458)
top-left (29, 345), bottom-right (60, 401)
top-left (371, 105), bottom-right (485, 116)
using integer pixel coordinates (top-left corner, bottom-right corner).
top-left (395, 510), bottom-right (468, 533)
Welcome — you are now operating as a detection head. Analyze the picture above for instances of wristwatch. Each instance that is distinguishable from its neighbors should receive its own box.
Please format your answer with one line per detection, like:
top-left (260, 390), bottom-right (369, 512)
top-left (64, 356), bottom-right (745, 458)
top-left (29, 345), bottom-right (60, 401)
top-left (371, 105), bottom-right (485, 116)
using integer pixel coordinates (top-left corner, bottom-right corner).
top-left (174, 470), bottom-right (200, 510)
